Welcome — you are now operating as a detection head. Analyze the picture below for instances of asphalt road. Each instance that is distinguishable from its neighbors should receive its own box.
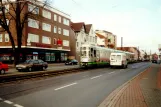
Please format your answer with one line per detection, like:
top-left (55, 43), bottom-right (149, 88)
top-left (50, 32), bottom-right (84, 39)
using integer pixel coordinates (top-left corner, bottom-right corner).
top-left (0, 62), bottom-right (151, 107)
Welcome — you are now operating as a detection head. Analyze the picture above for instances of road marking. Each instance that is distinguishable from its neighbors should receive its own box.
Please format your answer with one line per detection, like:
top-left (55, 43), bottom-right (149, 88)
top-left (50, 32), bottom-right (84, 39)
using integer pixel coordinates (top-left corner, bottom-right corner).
top-left (55, 82), bottom-right (77, 91)
top-left (91, 75), bottom-right (102, 79)
top-left (4, 100), bottom-right (13, 104)
top-left (108, 71), bottom-right (115, 74)
top-left (0, 98), bottom-right (2, 101)
top-left (14, 104), bottom-right (24, 107)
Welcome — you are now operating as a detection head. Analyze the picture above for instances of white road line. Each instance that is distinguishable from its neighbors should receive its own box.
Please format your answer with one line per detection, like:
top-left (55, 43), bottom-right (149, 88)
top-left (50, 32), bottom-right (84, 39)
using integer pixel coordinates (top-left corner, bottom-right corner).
top-left (4, 100), bottom-right (13, 104)
top-left (14, 104), bottom-right (24, 107)
top-left (55, 82), bottom-right (77, 91)
top-left (91, 75), bottom-right (102, 79)
top-left (0, 98), bottom-right (2, 101)
top-left (108, 71), bottom-right (115, 74)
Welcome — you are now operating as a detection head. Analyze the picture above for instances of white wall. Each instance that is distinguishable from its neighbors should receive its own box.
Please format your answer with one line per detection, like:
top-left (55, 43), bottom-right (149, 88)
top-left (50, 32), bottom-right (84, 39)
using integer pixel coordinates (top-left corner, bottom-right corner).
top-left (87, 25), bottom-right (97, 45)
top-left (76, 26), bottom-right (86, 52)
top-left (97, 37), bottom-right (105, 46)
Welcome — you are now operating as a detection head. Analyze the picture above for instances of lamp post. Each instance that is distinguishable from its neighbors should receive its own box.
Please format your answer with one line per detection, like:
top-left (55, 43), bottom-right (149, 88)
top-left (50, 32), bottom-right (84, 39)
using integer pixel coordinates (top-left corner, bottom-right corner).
top-left (138, 46), bottom-right (139, 61)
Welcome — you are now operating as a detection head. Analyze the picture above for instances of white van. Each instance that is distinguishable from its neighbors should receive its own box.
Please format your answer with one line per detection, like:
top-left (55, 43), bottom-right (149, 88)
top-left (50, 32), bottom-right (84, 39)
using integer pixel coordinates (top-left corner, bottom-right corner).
top-left (110, 52), bottom-right (128, 68)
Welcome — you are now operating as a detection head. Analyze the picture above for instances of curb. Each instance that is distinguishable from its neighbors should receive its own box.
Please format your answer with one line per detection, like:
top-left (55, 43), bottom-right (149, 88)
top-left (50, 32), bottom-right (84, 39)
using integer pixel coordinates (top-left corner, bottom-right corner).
top-left (98, 66), bottom-right (151, 107)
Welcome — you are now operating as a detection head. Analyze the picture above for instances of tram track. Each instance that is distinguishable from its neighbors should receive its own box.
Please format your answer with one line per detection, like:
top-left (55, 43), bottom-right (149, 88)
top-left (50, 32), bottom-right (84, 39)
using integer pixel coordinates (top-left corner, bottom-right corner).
top-left (0, 67), bottom-right (104, 86)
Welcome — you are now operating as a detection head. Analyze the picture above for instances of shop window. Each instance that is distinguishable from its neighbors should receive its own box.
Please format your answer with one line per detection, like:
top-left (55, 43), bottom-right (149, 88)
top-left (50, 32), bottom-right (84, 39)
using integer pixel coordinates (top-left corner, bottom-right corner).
top-left (45, 53), bottom-right (50, 61)
top-left (61, 53), bottom-right (65, 61)
top-left (50, 53), bottom-right (55, 61)
top-left (64, 53), bottom-right (68, 61)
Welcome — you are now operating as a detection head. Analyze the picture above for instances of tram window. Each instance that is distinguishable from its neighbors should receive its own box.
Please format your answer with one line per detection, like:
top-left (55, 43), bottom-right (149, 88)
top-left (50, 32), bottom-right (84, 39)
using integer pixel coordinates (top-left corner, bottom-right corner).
top-left (80, 47), bottom-right (82, 51)
top-left (91, 48), bottom-right (93, 52)
top-left (83, 47), bottom-right (86, 50)
top-left (82, 51), bottom-right (86, 56)
top-left (94, 50), bottom-right (96, 57)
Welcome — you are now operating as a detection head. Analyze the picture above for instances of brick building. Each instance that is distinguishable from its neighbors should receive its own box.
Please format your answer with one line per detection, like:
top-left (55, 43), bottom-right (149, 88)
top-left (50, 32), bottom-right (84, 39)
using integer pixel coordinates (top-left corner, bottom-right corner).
top-left (0, 1), bottom-right (72, 63)
top-left (117, 47), bottom-right (140, 61)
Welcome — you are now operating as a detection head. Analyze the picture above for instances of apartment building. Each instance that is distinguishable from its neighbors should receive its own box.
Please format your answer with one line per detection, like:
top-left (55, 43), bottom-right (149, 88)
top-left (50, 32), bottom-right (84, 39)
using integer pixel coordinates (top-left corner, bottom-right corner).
top-left (95, 33), bottom-right (108, 47)
top-left (95, 30), bottom-right (117, 49)
top-left (0, 1), bottom-right (72, 63)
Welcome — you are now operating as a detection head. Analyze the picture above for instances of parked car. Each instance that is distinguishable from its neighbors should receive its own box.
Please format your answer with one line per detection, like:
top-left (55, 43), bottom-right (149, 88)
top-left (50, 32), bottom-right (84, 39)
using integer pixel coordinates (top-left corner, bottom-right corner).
top-left (0, 62), bottom-right (8, 74)
top-left (16, 59), bottom-right (48, 72)
top-left (65, 59), bottom-right (78, 65)
top-left (152, 60), bottom-right (157, 63)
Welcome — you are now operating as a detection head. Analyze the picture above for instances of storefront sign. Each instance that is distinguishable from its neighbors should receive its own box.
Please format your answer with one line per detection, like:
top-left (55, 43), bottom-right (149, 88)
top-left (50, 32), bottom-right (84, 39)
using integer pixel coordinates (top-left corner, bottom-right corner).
top-left (31, 42), bottom-right (52, 48)
top-left (57, 39), bottom-right (62, 45)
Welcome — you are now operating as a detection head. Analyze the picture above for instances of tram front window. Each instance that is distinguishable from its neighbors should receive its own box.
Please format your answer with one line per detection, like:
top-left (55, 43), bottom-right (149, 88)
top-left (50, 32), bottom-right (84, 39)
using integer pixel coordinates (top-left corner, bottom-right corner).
top-left (82, 51), bottom-right (86, 56)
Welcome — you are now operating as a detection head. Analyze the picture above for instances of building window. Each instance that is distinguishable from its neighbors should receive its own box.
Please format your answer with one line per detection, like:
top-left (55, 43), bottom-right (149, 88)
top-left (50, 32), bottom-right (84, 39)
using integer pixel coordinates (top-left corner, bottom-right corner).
top-left (28, 4), bottom-right (39, 14)
top-left (63, 40), bottom-right (69, 46)
top-left (54, 26), bottom-right (57, 33)
top-left (28, 33), bottom-right (39, 43)
top-left (42, 36), bottom-right (51, 44)
top-left (54, 14), bottom-right (57, 21)
top-left (53, 38), bottom-right (57, 45)
top-left (63, 18), bottom-right (69, 26)
top-left (63, 29), bottom-right (69, 36)
top-left (0, 4), bottom-right (9, 13)
top-left (77, 42), bottom-right (79, 47)
top-left (0, 34), bottom-right (2, 42)
top-left (42, 10), bottom-right (51, 19)
top-left (58, 27), bottom-right (61, 34)
top-left (5, 34), bottom-right (9, 42)
top-left (28, 18), bottom-right (39, 29)
top-left (59, 16), bottom-right (61, 23)
top-left (42, 23), bottom-right (51, 32)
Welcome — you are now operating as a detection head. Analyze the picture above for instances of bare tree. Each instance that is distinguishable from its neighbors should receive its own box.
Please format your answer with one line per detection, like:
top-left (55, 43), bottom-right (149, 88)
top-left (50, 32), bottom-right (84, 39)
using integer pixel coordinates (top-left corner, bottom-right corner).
top-left (0, 0), bottom-right (50, 65)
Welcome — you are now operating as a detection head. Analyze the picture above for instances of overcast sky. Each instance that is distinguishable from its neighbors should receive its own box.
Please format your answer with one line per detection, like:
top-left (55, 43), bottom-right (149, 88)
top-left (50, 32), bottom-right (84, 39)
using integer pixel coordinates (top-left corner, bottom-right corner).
top-left (52, 0), bottom-right (161, 54)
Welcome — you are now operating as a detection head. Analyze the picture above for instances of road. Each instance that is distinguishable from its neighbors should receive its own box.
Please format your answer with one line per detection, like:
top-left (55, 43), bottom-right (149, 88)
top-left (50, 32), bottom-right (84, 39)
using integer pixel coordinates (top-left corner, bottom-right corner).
top-left (0, 62), bottom-right (151, 107)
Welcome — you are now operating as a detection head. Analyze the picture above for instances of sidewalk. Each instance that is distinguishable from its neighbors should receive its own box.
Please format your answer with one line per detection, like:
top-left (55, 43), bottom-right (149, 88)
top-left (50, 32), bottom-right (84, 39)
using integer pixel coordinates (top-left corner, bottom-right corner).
top-left (98, 64), bottom-right (161, 107)
top-left (8, 63), bottom-right (65, 68)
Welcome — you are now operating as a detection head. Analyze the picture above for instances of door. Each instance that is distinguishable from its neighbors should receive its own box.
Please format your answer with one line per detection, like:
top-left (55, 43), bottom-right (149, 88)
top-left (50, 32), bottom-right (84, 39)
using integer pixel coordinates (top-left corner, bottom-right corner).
top-left (33, 60), bottom-right (40, 70)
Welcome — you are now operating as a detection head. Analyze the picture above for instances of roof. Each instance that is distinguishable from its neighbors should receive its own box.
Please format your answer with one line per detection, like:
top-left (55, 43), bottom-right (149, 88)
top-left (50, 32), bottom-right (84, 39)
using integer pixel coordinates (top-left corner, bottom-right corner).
top-left (85, 24), bottom-right (92, 34)
top-left (95, 33), bottom-right (105, 39)
top-left (71, 22), bottom-right (85, 32)
top-left (117, 47), bottom-right (130, 51)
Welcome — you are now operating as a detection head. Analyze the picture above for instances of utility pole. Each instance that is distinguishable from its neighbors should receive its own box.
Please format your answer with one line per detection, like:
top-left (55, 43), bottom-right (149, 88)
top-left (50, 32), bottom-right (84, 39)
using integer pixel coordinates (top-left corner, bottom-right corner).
top-left (121, 37), bottom-right (123, 50)
top-left (138, 46), bottom-right (139, 61)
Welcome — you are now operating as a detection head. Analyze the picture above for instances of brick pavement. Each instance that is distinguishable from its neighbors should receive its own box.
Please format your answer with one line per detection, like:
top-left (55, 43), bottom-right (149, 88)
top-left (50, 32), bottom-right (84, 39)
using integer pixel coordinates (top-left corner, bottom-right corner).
top-left (98, 67), bottom-right (151, 107)
top-left (141, 64), bottom-right (161, 107)
top-left (157, 65), bottom-right (161, 89)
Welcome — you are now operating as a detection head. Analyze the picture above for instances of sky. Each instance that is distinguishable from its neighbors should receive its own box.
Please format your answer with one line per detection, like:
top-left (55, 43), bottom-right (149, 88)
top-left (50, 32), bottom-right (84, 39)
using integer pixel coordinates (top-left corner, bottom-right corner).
top-left (52, 0), bottom-right (161, 54)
